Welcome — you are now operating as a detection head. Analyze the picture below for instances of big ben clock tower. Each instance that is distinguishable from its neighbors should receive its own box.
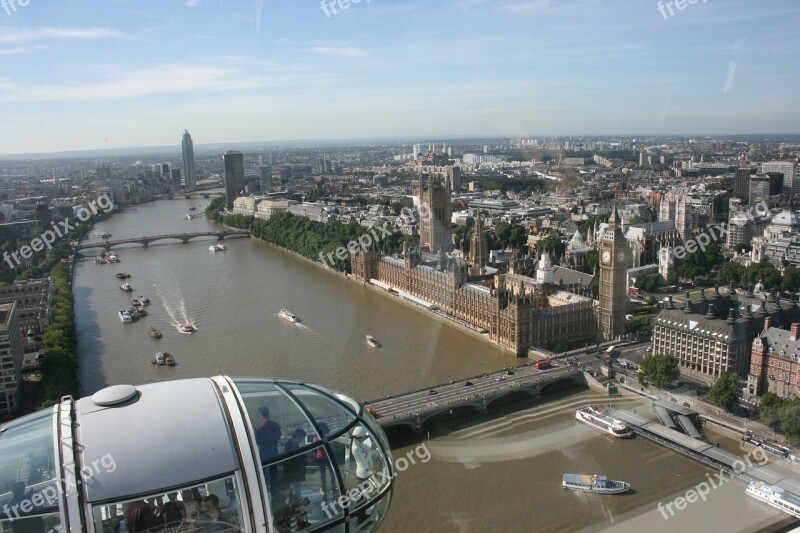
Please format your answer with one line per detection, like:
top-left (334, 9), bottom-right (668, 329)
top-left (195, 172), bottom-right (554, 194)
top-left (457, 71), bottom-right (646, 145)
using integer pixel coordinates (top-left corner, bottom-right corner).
top-left (599, 205), bottom-right (629, 341)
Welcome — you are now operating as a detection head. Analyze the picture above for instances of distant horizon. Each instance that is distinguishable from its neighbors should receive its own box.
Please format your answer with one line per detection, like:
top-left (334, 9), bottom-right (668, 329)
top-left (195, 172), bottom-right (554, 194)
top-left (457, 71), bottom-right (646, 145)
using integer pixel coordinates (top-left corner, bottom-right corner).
top-left (0, 1), bottom-right (798, 156)
top-left (2, 131), bottom-right (800, 161)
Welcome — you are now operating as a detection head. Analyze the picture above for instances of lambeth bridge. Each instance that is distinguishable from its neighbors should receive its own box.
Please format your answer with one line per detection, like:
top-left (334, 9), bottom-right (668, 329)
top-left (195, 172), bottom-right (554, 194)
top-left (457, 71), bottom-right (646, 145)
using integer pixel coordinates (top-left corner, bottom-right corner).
top-left (74, 230), bottom-right (250, 252)
top-left (365, 363), bottom-right (584, 433)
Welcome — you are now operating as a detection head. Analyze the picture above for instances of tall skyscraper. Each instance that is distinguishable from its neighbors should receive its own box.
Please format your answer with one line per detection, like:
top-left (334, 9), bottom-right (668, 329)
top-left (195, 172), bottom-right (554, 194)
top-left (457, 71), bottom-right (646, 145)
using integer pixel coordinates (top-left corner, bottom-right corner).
top-left (259, 166), bottom-right (273, 191)
top-left (735, 165), bottom-right (755, 203)
top-left (182, 130), bottom-right (196, 190)
top-left (598, 205), bottom-right (629, 342)
top-left (418, 174), bottom-right (452, 253)
top-left (223, 151), bottom-right (245, 210)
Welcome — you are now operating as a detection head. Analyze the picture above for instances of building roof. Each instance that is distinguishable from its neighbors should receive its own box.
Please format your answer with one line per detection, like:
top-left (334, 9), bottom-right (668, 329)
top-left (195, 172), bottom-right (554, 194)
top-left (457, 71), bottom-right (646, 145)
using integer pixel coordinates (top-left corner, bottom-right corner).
top-left (755, 325), bottom-right (800, 360)
top-left (0, 302), bottom-right (13, 328)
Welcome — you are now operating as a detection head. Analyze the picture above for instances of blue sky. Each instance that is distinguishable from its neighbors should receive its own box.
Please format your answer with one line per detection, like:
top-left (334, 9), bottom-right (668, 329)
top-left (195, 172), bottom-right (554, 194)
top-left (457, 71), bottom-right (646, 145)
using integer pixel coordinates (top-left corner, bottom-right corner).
top-left (0, 0), bottom-right (798, 154)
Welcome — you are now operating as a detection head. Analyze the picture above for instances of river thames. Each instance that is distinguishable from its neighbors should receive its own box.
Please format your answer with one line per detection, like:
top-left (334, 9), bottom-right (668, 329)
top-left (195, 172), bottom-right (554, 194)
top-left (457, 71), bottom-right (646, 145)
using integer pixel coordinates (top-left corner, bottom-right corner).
top-left (72, 198), bottom-right (795, 532)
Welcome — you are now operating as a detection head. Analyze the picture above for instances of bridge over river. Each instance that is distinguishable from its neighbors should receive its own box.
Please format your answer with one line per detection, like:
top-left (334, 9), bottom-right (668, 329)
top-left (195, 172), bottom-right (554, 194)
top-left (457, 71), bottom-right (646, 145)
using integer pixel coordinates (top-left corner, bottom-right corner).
top-left (365, 363), bottom-right (584, 433)
top-left (74, 230), bottom-right (250, 252)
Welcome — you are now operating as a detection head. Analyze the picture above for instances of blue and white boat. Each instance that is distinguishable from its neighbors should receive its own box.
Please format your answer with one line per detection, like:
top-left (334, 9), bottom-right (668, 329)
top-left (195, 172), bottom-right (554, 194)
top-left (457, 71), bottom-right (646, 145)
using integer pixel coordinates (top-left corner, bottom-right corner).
top-left (746, 482), bottom-right (800, 518)
top-left (562, 474), bottom-right (629, 494)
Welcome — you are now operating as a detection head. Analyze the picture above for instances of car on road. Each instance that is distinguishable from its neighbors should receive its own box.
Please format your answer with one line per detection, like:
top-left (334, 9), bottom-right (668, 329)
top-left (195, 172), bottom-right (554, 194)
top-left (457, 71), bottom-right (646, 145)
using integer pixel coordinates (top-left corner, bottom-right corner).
top-left (506, 370), bottom-right (515, 375)
top-left (428, 389), bottom-right (437, 395)
top-left (464, 381), bottom-right (473, 386)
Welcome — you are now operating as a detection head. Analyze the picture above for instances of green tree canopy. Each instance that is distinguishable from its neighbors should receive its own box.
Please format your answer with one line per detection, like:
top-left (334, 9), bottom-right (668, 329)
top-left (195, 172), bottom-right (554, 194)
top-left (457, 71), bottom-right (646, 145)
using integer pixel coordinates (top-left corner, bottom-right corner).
top-left (640, 354), bottom-right (679, 389)
top-left (710, 372), bottom-right (742, 412)
top-left (538, 234), bottom-right (566, 263)
top-left (719, 261), bottom-right (746, 286)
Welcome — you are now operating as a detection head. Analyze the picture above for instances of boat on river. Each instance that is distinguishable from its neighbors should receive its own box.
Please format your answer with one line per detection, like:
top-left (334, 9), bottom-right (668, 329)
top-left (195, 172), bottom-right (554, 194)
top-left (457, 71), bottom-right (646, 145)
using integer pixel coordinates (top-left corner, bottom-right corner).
top-left (562, 474), bottom-right (629, 494)
top-left (575, 406), bottom-right (633, 438)
top-left (279, 309), bottom-right (298, 323)
top-left (366, 335), bottom-right (381, 348)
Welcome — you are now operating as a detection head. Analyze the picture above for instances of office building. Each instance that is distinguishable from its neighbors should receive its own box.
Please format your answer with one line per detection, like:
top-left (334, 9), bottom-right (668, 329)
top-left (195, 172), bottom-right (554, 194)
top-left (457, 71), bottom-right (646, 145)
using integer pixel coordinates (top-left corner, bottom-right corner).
top-left (181, 130), bottom-right (196, 189)
top-left (0, 302), bottom-right (23, 415)
top-left (735, 165), bottom-right (755, 203)
top-left (223, 151), bottom-right (245, 211)
top-left (761, 161), bottom-right (797, 193)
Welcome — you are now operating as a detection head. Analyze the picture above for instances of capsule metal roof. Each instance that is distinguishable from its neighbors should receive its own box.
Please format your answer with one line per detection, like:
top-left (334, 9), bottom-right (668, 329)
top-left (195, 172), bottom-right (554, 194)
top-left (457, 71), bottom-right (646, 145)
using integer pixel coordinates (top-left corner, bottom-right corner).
top-left (75, 378), bottom-right (239, 502)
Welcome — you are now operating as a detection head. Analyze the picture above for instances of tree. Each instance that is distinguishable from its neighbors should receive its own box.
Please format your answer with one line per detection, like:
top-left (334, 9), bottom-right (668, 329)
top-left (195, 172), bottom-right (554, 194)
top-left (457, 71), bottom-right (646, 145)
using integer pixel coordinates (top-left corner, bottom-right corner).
top-left (759, 392), bottom-right (787, 429)
top-left (587, 250), bottom-right (599, 273)
top-left (639, 354), bottom-right (679, 389)
top-left (509, 224), bottom-right (528, 249)
top-left (719, 261), bottom-right (746, 286)
top-left (779, 402), bottom-right (800, 446)
top-left (538, 234), bottom-right (566, 263)
top-left (745, 263), bottom-right (781, 291)
top-left (635, 275), bottom-right (660, 293)
top-left (782, 267), bottom-right (800, 294)
top-left (710, 372), bottom-right (742, 412)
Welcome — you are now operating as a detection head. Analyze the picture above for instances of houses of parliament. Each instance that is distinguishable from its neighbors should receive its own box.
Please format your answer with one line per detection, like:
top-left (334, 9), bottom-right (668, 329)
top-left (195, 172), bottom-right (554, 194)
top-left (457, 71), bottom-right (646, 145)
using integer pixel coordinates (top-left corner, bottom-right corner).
top-left (350, 174), bottom-right (628, 354)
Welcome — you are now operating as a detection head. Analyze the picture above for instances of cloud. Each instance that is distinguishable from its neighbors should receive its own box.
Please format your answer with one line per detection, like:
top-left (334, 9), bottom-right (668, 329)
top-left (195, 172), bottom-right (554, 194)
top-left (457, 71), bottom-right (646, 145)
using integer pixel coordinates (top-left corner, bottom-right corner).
top-left (0, 27), bottom-right (124, 44)
top-left (724, 61), bottom-right (737, 93)
top-left (0, 65), bottom-right (254, 103)
top-left (310, 46), bottom-right (368, 57)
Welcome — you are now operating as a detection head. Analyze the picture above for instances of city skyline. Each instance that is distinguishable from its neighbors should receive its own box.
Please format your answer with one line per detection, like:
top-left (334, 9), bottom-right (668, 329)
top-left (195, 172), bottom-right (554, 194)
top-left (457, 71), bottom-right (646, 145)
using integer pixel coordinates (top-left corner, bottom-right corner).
top-left (0, 1), bottom-right (798, 155)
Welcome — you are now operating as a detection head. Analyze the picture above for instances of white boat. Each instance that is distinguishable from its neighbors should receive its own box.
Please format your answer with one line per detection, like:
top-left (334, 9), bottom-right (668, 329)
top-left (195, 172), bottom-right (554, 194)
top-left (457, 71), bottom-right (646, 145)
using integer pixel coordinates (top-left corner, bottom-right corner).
top-left (100, 232), bottom-right (112, 239)
top-left (366, 335), bottom-right (381, 348)
top-left (107, 254), bottom-right (120, 263)
top-left (118, 310), bottom-right (133, 323)
top-left (576, 406), bottom-right (633, 438)
top-left (151, 352), bottom-right (166, 365)
top-left (185, 214), bottom-right (192, 220)
top-left (120, 283), bottom-right (133, 292)
top-left (134, 296), bottom-right (149, 305)
top-left (562, 474), bottom-right (629, 494)
top-left (746, 481), bottom-right (800, 518)
top-left (179, 323), bottom-right (196, 334)
top-left (209, 243), bottom-right (226, 252)
top-left (279, 309), bottom-right (298, 323)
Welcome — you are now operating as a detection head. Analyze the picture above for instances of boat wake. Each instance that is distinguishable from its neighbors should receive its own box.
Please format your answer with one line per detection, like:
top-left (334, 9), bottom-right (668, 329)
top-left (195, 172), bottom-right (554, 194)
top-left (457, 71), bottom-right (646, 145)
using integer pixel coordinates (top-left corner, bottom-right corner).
top-left (153, 282), bottom-right (194, 330)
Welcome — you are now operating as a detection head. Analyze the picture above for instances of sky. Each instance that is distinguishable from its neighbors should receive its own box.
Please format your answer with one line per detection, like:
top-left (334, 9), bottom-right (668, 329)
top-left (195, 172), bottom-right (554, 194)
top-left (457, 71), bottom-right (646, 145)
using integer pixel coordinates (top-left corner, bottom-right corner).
top-left (0, 0), bottom-right (798, 155)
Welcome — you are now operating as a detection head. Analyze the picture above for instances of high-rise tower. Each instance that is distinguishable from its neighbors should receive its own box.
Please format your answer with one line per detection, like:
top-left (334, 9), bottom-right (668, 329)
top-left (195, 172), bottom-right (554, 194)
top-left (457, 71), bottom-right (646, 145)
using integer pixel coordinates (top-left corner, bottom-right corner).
top-left (182, 130), bottom-right (196, 190)
top-left (223, 151), bottom-right (244, 211)
top-left (418, 173), bottom-right (452, 253)
top-left (598, 205), bottom-right (629, 341)
top-left (469, 212), bottom-right (488, 276)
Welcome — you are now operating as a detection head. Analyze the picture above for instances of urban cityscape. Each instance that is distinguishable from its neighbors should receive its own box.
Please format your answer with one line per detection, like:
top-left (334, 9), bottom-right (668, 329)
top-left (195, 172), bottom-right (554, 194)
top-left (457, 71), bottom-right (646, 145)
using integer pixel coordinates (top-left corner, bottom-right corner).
top-left (2, 1), bottom-right (800, 532)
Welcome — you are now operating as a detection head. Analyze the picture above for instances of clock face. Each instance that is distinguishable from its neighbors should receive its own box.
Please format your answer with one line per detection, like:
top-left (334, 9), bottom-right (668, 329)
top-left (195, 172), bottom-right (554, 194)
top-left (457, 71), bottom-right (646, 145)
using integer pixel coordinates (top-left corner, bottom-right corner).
top-left (602, 251), bottom-right (611, 264)
top-left (617, 251), bottom-right (626, 262)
